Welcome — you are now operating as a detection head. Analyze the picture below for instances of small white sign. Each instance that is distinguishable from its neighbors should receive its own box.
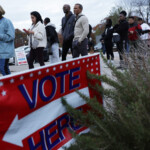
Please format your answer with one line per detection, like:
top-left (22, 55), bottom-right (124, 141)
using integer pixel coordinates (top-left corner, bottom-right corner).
top-left (15, 51), bottom-right (27, 65)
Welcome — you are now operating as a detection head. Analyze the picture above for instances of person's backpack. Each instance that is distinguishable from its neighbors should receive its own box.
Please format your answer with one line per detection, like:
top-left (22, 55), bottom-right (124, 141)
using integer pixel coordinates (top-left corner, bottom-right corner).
top-left (112, 33), bottom-right (120, 43)
top-left (88, 24), bottom-right (92, 38)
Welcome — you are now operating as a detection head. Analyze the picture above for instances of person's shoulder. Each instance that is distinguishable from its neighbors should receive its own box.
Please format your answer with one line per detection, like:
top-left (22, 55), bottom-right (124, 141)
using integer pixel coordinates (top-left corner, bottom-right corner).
top-left (38, 22), bottom-right (45, 27)
top-left (62, 16), bottom-right (65, 21)
top-left (81, 15), bottom-right (88, 21)
top-left (3, 18), bottom-right (14, 27)
top-left (81, 14), bottom-right (87, 18)
top-left (71, 13), bottom-right (75, 18)
top-left (3, 18), bottom-right (12, 24)
top-left (38, 22), bottom-right (46, 30)
top-left (49, 25), bottom-right (55, 31)
top-left (70, 15), bottom-right (75, 20)
top-left (124, 20), bottom-right (129, 25)
top-left (142, 23), bottom-right (150, 27)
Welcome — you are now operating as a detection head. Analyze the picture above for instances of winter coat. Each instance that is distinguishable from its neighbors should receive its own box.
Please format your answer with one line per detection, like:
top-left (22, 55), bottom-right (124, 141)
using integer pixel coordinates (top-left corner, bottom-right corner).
top-left (114, 20), bottom-right (129, 41)
top-left (102, 26), bottom-right (113, 48)
top-left (140, 23), bottom-right (150, 40)
top-left (28, 21), bottom-right (47, 48)
top-left (0, 17), bottom-right (15, 59)
top-left (102, 27), bottom-right (113, 42)
top-left (62, 12), bottom-right (75, 42)
top-left (73, 13), bottom-right (89, 43)
top-left (128, 23), bottom-right (142, 41)
top-left (45, 23), bottom-right (59, 46)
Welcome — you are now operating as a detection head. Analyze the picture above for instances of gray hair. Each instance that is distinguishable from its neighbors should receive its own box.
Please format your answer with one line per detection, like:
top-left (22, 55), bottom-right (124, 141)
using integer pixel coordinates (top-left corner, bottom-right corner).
top-left (0, 5), bottom-right (5, 15)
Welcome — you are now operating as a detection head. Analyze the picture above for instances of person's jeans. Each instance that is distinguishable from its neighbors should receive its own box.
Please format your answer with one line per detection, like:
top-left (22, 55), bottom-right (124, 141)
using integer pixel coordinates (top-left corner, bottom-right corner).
top-left (102, 43), bottom-right (106, 54)
top-left (0, 59), bottom-right (10, 76)
top-left (50, 43), bottom-right (60, 64)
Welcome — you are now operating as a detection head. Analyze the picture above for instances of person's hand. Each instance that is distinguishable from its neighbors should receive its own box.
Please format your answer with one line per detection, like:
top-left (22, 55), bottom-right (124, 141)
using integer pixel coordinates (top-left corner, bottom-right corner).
top-left (23, 29), bottom-right (30, 35)
top-left (28, 30), bottom-right (34, 34)
top-left (130, 31), bottom-right (134, 34)
top-left (78, 41), bottom-right (81, 46)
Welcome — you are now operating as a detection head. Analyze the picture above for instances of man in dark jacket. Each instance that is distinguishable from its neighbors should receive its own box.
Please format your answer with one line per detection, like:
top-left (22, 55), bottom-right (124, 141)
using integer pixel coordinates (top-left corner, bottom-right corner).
top-left (62, 4), bottom-right (75, 61)
top-left (114, 11), bottom-right (129, 68)
top-left (44, 18), bottom-right (60, 64)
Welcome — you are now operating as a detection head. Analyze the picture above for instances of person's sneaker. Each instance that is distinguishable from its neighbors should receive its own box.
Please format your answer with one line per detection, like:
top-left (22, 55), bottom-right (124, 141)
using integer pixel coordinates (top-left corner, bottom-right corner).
top-left (111, 60), bottom-right (114, 66)
top-left (107, 60), bottom-right (110, 64)
top-left (116, 66), bottom-right (124, 70)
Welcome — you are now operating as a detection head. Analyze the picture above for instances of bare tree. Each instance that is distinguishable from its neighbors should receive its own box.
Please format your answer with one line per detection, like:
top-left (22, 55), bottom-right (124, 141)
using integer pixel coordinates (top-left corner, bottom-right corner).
top-left (121, 0), bottom-right (150, 23)
top-left (119, 0), bottom-right (134, 17)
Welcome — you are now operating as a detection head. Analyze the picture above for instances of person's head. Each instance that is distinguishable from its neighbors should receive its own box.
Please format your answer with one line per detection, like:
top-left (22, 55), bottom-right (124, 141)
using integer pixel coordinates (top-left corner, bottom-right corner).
top-left (74, 3), bottom-right (83, 15)
top-left (138, 17), bottom-right (143, 25)
top-left (0, 5), bottom-right (5, 17)
top-left (128, 16), bottom-right (135, 24)
top-left (106, 18), bottom-right (112, 27)
top-left (119, 11), bottom-right (127, 21)
top-left (44, 18), bottom-right (50, 25)
top-left (30, 11), bottom-right (43, 24)
top-left (63, 4), bottom-right (70, 14)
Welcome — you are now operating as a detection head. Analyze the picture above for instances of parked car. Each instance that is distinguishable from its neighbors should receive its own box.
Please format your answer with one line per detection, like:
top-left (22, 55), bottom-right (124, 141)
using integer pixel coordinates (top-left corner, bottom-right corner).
top-left (94, 43), bottom-right (102, 52)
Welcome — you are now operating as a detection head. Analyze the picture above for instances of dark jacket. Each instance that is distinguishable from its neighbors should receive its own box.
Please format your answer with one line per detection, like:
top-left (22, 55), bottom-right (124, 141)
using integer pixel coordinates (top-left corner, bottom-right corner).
top-left (102, 27), bottom-right (113, 43)
top-left (128, 23), bottom-right (142, 41)
top-left (114, 20), bottom-right (129, 41)
top-left (62, 11), bottom-right (75, 42)
top-left (45, 23), bottom-right (59, 46)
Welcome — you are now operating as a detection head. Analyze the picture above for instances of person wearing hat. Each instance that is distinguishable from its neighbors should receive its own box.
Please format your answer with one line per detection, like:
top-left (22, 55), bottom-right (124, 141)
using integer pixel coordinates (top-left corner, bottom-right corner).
top-left (114, 11), bottom-right (129, 69)
top-left (0, 5), bottom-right (15, 76)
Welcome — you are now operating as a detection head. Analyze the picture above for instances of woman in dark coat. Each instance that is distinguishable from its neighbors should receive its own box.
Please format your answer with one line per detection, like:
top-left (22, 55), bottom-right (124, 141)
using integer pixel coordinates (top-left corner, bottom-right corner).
top-left (102, 19), bottom-right (114, 64)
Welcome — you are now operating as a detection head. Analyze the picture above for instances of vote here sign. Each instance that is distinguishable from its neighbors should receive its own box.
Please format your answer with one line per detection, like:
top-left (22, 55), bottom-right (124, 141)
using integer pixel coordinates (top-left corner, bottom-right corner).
top-left (0, 54), bottom-right (102, 150)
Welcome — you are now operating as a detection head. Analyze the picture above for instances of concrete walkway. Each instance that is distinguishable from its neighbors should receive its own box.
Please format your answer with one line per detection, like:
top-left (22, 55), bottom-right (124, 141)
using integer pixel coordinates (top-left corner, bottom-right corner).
top-left (0, 52), bottom-right (120, 77)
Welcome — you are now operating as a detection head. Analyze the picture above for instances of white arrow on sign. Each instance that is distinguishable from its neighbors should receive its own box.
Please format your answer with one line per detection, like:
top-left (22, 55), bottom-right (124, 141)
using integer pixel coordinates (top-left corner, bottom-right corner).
top-left (3, 88), bottom-right (89, 147)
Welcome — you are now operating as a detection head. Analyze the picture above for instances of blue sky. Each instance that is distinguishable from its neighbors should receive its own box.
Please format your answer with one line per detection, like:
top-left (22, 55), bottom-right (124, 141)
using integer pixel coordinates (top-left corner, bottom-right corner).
top-left (1, 0), bottom-right (118, 31)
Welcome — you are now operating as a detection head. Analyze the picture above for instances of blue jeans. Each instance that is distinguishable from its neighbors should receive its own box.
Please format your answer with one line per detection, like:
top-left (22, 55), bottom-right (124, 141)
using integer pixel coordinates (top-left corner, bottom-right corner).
top-left (0, 59), bottom-right (10, 76)
top-left (50, 43), bottom-right (60, 64)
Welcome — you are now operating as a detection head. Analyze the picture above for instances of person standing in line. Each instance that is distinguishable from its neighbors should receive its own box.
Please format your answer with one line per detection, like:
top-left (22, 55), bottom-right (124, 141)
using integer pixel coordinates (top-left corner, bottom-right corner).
top-left (138, 18), bottom-right (150, 47)
top-left (62, 4), bottom-right (75, 61)
top-left (0, 5), bottom-right (15, 76)
top-left (44, 18), bottom-right (60, 64)
top-left (128, 16), bottom-right (142, 49)
top-left (24, 11), bottom-right (47, 69)
top-left (114, 11), bottom-right (129, 69)
top-left (102, 19), bottom-right (114, 64)
top-left (73, 3), bottom-right (89, 58)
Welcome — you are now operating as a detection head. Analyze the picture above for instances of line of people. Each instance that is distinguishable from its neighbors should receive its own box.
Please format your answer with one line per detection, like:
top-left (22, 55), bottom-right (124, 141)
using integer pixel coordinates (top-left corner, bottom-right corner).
top-left (0, 3), bottom-right (90, 76)
top-left (101, 10), bottom-right (150, 69)
top-left (1, 5), bottom-right (150, 76)
top-left (24, 3), bottom-right (90, 69)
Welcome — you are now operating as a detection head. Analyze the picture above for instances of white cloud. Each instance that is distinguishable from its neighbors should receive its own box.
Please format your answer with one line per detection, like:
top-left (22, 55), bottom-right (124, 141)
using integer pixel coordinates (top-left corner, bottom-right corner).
top-left (1, 0), bottom-right (118, 31)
